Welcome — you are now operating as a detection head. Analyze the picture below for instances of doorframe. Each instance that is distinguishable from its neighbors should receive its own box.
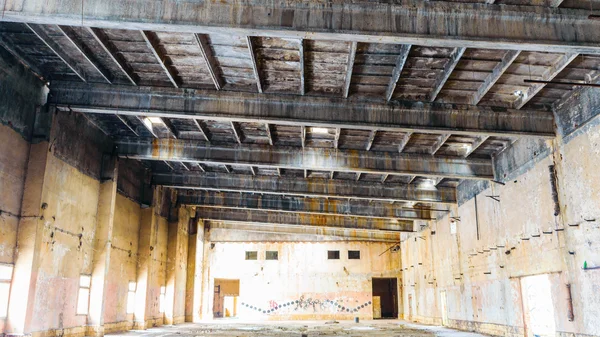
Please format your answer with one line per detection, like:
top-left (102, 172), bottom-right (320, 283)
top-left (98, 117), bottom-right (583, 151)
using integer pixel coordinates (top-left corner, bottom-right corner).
top-left (371, 277), bottom-right (399, 319)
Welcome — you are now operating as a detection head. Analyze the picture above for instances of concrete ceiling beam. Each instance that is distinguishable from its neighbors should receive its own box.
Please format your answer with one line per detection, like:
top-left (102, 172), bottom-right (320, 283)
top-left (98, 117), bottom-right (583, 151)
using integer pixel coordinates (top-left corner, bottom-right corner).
top-left (49, 82), bottom-right (556, 138)
top-left (178, 190), bottom-right (438, 220)
top-left (196, 207), bottom-right (415, 233)
top-left (118, 138), bottom-right (495, 180)
top-left (207, 221), bottom-right (406, 242)
top-left (4, 0), bottom-right (600, 54)
top-left (152, 172), bottom-right (457, 204)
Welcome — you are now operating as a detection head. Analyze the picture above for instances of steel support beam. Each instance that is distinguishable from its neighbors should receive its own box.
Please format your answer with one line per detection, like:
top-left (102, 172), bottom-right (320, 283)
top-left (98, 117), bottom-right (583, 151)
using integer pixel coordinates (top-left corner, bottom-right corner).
top-left (514, 53), bottom-right (578, 109)
top-left (154, 172), bottom-right (455, 204)
top-left (471, 50), bottom-right (520, 105)
top-left (194, 34), bottom-right (224, 90)
top-left (57, 25), bottom-right (113, 84)
top-left (247, 36), bottom-right (263, 93)
top-left (141, 30), bottom-right (180, 88)
top-left (343, 42), bottom-right (357, 98)
top-left (4, 1), bottom-right (600, 54)
top-left (196, 207), bottom-right (414, 232)
top-left (431, 133), bottom-right (451, 155)
top-left (464, 136), bottom-right (489, 158)
top-left (386, 44), bottom-right (411, 101)
top-left (26, 24), bottom-right (88, 82)
top-left (49, 82), bottom-right (556, 138)
top-left (178, 191), bottom-right (435, 220)
top-left (87, 28), bottom-right (139, 86)
top-left (299, 39), bottom-right (306, 95)
top-left (119, 138), bottom-right (494, 180)
top-left (429, 47), bottom-right (466, 102)
top-left (207, 221), bottom-right (404, 242)
top-left (398, 133), bottom-right (413, 153)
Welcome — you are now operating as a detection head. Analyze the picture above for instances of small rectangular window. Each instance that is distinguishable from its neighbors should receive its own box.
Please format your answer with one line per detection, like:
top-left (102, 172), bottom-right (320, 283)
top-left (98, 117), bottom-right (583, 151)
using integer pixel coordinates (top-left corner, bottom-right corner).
top-left (77, 275), bottom-right (91, 315)
top-left (327, 250), bottom-right (340, 260)
top-left (348, 250), bottom-right (361, 259)
top-left (127, 281), bottom-right (136, 314)
top-left (0, 264), bottom-right (14, 318)
top-left (266, 251), bottom-right (278, 260)
top-left (245, 251), bottom-right (258, 260)
top-left (159, 286), bottom-right (166, 313)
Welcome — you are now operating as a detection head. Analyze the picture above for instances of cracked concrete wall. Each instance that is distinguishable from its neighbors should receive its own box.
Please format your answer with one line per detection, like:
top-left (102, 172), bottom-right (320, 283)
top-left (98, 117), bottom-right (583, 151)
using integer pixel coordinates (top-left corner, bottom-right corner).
top-left (401, 106), bottom-right (600, 336)
top-left (198, 232), bottom-right (402, 321)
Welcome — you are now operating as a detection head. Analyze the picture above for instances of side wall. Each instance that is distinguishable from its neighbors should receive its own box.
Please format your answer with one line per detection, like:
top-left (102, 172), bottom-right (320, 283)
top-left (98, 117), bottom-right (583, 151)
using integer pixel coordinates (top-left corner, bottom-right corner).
top-left (400, 89), bottom-right (600, 337)
top-left (0, 46), bottom-right (190, 337)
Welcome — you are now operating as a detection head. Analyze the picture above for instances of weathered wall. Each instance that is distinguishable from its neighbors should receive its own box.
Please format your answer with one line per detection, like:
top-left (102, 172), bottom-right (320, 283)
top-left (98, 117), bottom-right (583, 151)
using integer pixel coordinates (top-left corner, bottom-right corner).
top-left (103, 193), bottom-right (141, 332)
top-left (0, 44), bottom-right (46, 334)
top-left (198, 230), bottom-right (402, 321)
top-left (0, 45), bottom-right (188, 335)
top-left (400, 92), bottom-right (600, 336)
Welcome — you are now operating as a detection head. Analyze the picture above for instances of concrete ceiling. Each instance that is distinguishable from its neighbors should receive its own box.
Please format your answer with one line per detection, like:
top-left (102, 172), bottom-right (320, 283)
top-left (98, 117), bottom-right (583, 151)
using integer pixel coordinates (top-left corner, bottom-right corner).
top-left (1, 0), bottom-right (598, 240)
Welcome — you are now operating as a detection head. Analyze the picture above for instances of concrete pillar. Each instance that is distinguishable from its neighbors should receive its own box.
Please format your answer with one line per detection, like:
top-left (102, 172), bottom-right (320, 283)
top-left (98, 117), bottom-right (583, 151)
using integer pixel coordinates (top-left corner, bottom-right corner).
top-left (5, 108), bottom-right (53, 335)
top-left (133, 187), bottom-right (161, 330)
top-left (5, 141), bottom-right (51, 335)
top-left (87, 156), bottom-right (119, 336)
top-left (200, 224), bottom-right (212, 320)
top-left (165, 207), bottom-right (190, 325)
top-left (184, 218), bottom-right (196, 322)
top-left (185, 218), bottom-right (205, 322)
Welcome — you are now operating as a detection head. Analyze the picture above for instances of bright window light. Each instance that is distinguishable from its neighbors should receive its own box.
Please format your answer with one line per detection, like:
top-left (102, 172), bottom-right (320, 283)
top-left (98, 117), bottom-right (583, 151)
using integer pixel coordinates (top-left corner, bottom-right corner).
top-left (0, 264), bottom-right (13, 317)
top-left (127, 282), bottom-right (136, 314)
top-left (79, 275), bottom-right (91, 288)
top-left (159, 286), bottom-right (166, 313)
top-left (311, 127), bottom-right (329, 134)
top-left (77, 275), bottom-right (91, 315)
top-left (0, 265), bottom-right (12, 280)
top-left (146, 117), bottom-right (163, 124)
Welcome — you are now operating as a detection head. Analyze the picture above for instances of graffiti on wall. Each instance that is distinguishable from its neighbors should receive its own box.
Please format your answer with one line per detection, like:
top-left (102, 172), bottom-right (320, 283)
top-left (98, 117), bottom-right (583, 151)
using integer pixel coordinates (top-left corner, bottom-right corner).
top-left (241, 295), bottom-right (372, 315)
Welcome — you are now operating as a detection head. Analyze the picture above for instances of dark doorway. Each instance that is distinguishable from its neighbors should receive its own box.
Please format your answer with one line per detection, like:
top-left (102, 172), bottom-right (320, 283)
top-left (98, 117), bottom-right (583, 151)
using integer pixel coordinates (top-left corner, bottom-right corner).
top-left (372, 278), bottom-right (398, 319)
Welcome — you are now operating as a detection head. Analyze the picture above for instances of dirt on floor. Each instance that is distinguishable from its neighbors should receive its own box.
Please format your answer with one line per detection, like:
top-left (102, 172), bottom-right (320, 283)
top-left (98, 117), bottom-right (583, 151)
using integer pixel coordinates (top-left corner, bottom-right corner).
top-left (118, 321), bottom-right (435, 337)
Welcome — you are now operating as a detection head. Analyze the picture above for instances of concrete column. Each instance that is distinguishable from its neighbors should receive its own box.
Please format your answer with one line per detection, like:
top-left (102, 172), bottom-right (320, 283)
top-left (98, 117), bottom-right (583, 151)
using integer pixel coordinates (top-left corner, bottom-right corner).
top-left (200, 224), bottom-right (213, 320)
top-left (133, 188), bottom-right (160, 330)
top-left (5, 108), bottom-right (53, 335)
top-left (87, 156), bottom-right (119, 336)
top-left (165, 207), bottom-right (190, 325)
top-left (184, 217), bottom-right (197, 322)
top-left (187, 219), bottom-right (205, 322)
top-left (5, 141), bottom-right (51, 335)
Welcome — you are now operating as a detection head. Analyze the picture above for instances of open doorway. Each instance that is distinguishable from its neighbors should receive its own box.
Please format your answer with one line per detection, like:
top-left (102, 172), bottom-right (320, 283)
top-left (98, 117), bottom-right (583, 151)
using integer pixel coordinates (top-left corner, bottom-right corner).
top-left (520, 274), bottom-right (556, 337)
top-left (372, 278), bottom-right (398, 319)
top-left (213, 279), bottom-right (240, 318)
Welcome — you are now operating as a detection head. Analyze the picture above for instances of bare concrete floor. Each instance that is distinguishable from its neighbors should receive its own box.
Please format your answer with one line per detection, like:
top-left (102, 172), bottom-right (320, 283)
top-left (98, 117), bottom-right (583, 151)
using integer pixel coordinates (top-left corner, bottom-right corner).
top-left (109, 321), bottom-right (490, 337)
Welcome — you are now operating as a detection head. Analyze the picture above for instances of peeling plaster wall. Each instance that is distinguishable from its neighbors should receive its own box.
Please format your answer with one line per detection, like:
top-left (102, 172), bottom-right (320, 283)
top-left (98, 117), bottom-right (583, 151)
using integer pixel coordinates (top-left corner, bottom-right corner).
top-left (401, 114), bottom-right (600, 336)
top-left (200, 237), bottom-right (401, 321)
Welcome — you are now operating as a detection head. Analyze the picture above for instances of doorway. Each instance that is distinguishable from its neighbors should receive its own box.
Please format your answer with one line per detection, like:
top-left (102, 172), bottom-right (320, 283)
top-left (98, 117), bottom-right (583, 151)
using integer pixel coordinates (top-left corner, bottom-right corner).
top-left (213, 279), bottom-right (240, 318)
top-left (520, 274), bottom-right (556, 337)
top-left (372, 278), bottom-right (398, 319)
